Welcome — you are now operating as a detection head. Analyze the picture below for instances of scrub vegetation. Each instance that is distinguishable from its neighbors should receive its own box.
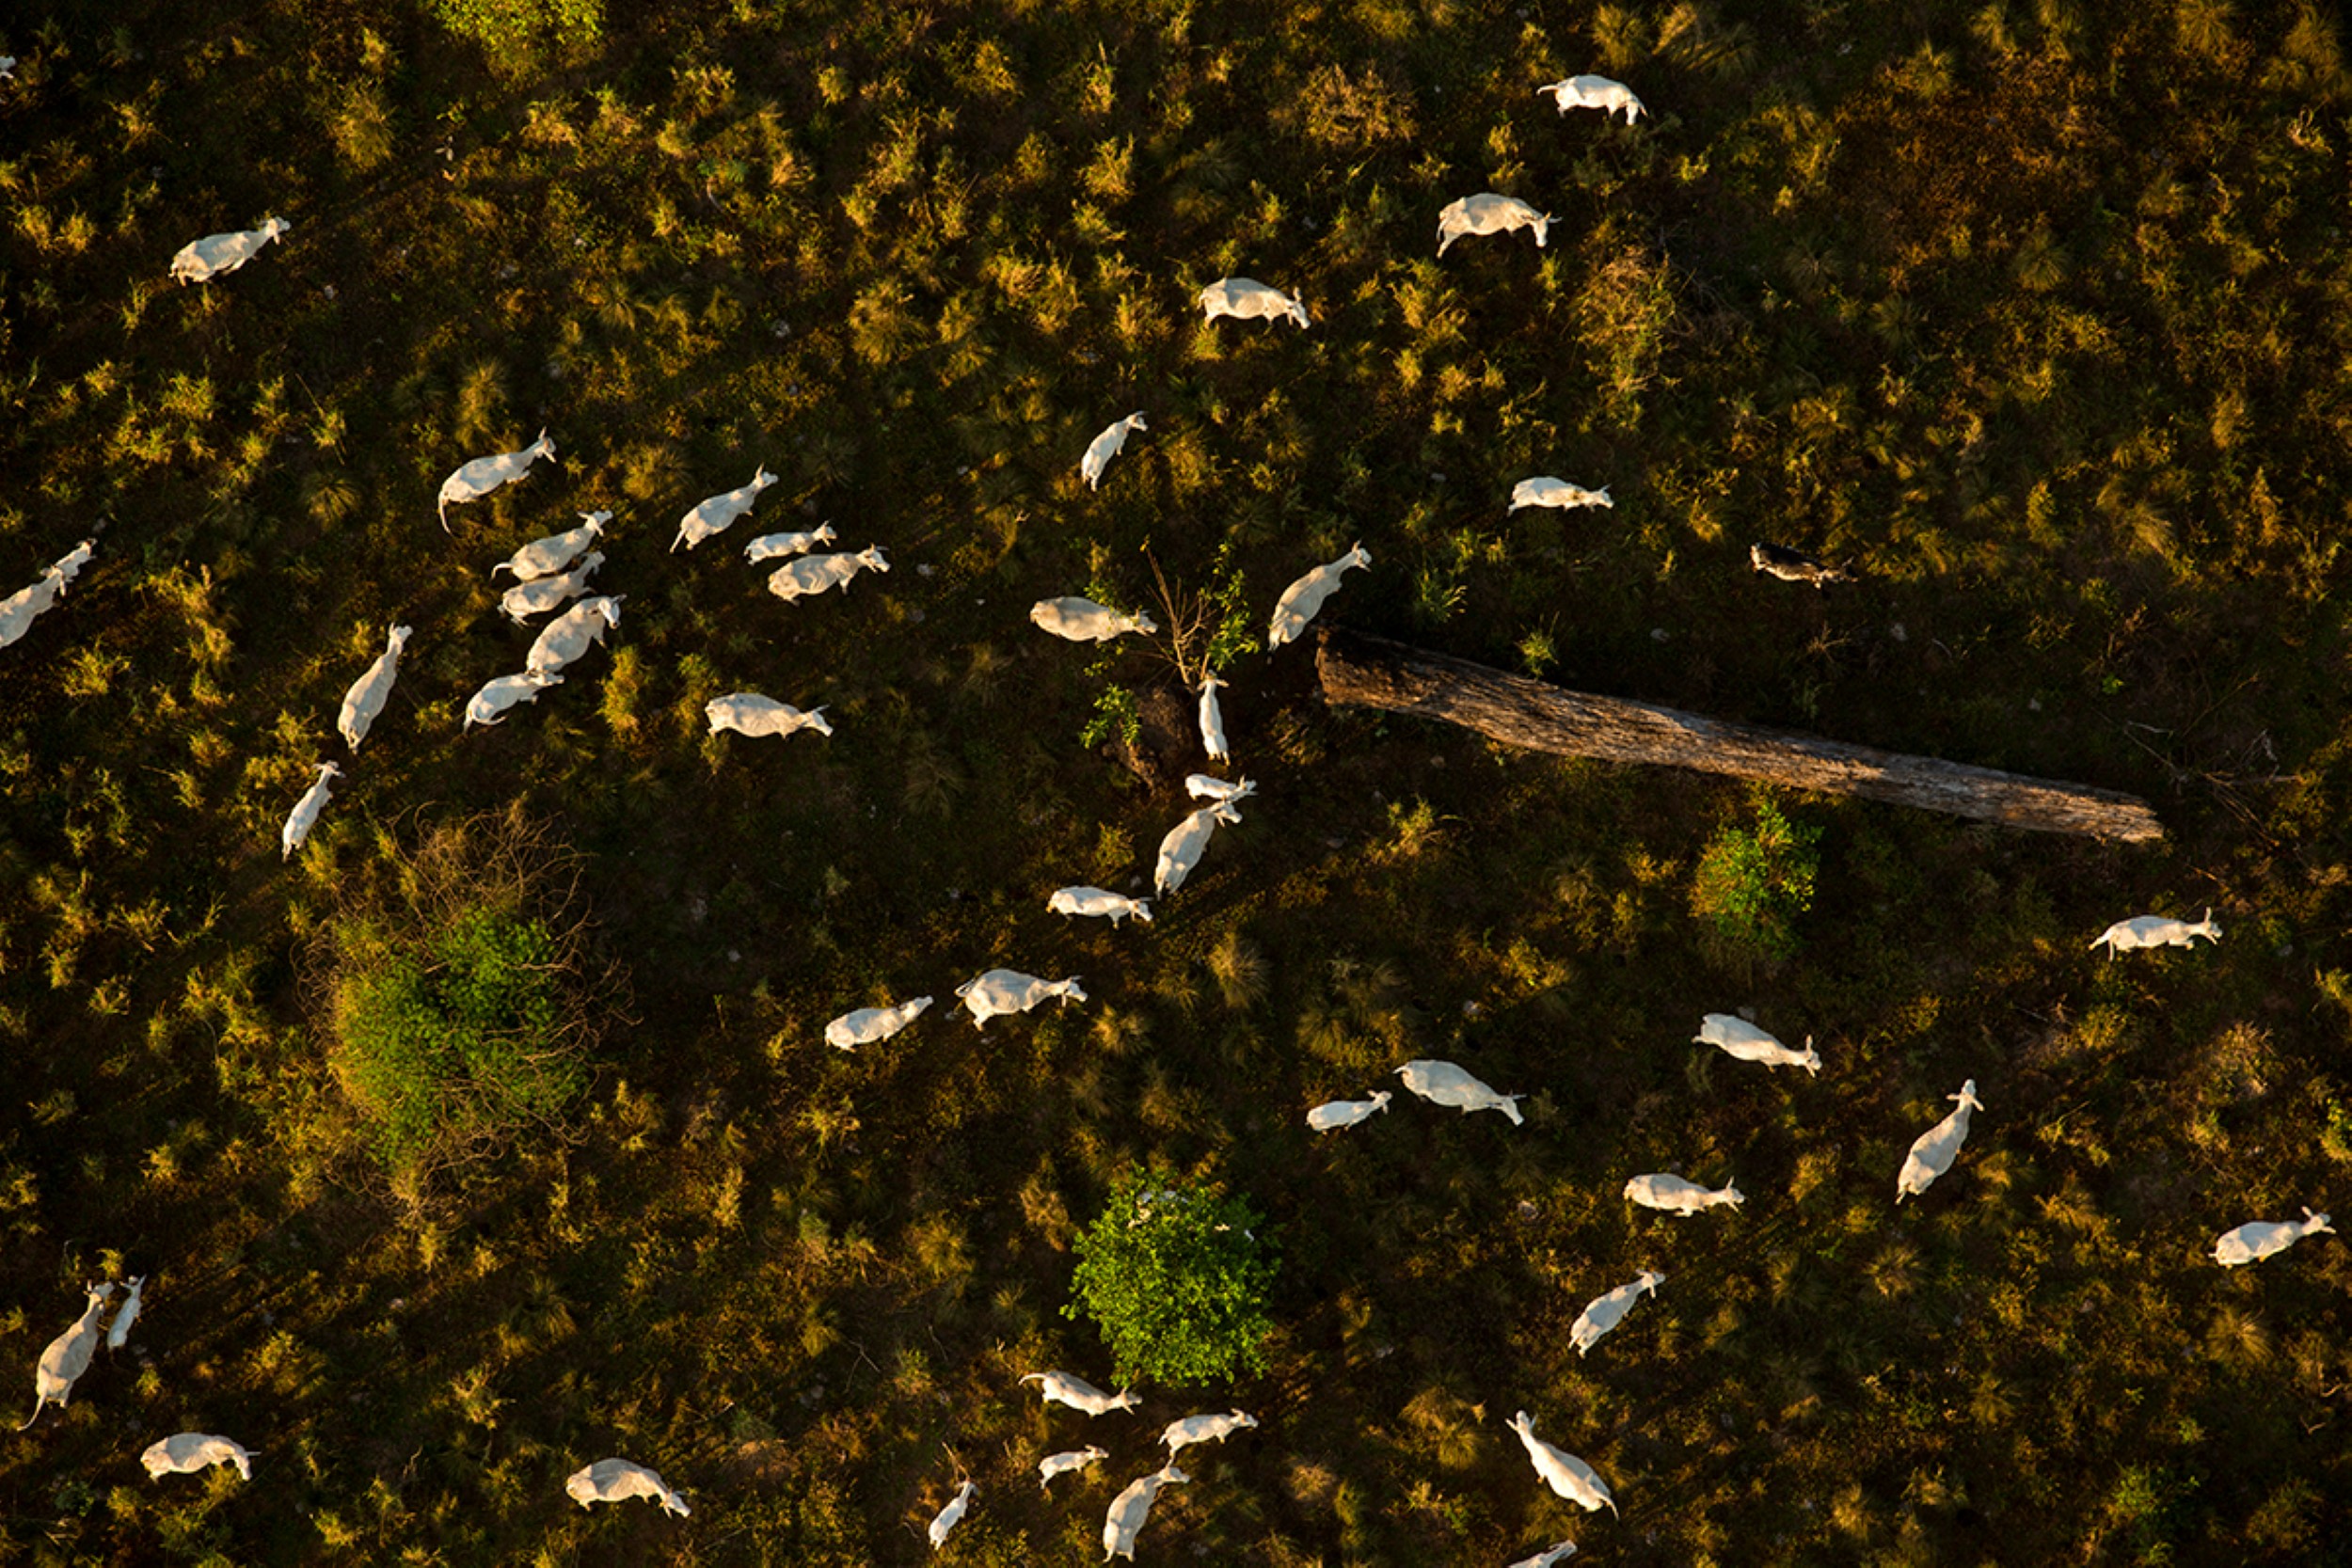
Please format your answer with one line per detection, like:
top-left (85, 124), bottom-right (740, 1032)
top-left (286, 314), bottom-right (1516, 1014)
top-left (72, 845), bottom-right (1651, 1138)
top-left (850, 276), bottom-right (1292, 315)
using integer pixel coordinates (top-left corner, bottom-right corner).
top-left (2, 0), bottom-right (2350, 1561)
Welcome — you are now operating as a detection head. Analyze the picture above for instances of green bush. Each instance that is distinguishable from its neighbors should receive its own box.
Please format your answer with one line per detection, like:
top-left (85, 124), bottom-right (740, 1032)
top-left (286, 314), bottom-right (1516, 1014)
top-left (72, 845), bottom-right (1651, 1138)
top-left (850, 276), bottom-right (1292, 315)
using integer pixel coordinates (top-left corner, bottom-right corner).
top-left (1066, 1172), bottom-right (1277, 1386)
top-left (428, 0), bottom-right (601, 62)
top-left (1690, 799), bottom-right (1821, 963)
top-left (320, 812), bottom-right (608, 1184)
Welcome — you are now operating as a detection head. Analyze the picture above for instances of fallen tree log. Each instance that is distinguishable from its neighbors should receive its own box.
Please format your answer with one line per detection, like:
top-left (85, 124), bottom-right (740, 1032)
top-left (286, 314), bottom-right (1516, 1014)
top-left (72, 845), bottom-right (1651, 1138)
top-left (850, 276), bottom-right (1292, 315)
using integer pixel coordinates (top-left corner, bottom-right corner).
top-left (1316, 628), bottom-right (2163, 843)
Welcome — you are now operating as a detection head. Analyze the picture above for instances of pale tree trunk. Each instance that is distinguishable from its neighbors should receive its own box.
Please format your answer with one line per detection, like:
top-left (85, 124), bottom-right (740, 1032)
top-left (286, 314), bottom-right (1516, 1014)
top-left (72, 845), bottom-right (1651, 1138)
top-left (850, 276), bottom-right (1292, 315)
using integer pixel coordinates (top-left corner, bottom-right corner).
top-left (1315, 628), bottom-right (2162, 843)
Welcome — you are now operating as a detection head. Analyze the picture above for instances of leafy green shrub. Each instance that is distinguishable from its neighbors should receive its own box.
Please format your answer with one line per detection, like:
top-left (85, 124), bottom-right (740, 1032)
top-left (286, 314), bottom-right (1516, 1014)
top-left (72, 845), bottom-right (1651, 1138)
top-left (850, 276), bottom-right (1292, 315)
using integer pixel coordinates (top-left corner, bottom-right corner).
top-left (1067, 1172), bottom-right (1277, 1386)
top-left (428, 0), bottom-right (601, 63)
top-left (318, 811), bottom-right (610, 1184)
top-left (1690, 799), bottom-right (1821, 963)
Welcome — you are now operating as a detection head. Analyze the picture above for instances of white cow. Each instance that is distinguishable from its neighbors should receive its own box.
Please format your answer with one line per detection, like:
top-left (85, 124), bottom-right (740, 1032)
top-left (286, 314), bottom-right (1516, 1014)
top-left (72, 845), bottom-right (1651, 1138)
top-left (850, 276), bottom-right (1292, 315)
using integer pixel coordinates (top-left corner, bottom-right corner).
top-left (1267, 545), bottom-right (1370, 649)
top-left (929, 1480), bottom-right (974, 1550)
top-left (464, 671), bottom-right (561, 729)
top-left (490, 511), bottom-right (608, 581)
top-left (2213, 1208), bottom-right (2333, 1268)
top-left (279, 763), bottom-right (342, 861)
top-left (564, 1458), bottom-right (689, 1517)
top-left (1020, 1370), bottom-right (1139, 1418)
top-left (1161, 1409), bottom-right (1257, 1459)
top-left (957, 970), bottom-right (1088, 1029)
top-left (706, 693), bottom-right (833, 741)
top-left (1538, 74), bottom-right (1647, 123)
top-left (672, 467), bottom-right (777, 551)
top-left (141, 1433), bottom-right (251, 1481)
top-left (437, 429), bottom-right (555, 532)
top-left (169, 215), bottom-right (289, 285)
top-left (1307, 1090), bottom-right (1391, 1132)
top-left (1897, 1080), bottom-right (1983, 1203)
top-left (2090, 910), bottom-right (2221, 958)
top-left (1396, 1060), bottom-right (1525, 1125)
top-left (525, 594), bottom-right (623, 679)
top-left (106, 1275), bottom-right (145, 1352)
top-left (1509, 1543), bottom-right (1579, 1568)
top-left (18, 1283), bottom-right (112, 1431)
top-left (0, 539), bottom-right (96, 650)
top-left (1082, 413), bottom-right (1148, 490)
top-left (1184, 774), bottom-right (1256, 808)
top-left (1694, 1014), bottom-right (1820, 1075)
top-left (500, 550), bottom-right (605, 624)
top-left (768, 546), bottom-right (890, 603)
top-left (825, 995), bottom-right (933, 1052)
top-left (1103, 1463), bottom-right (1189, 1562)
top-left (1048, 887), bottom-right (1153, 926)
top-left (1196, 674), bottom-right (1231, 763)
top-left (1031, 597), bottom-right (1158, 642)
top-left (1504, 1411), bottom-right (1617, 1514)
top-left (1155, 800), bottom-right (1241, 896)
top-left (1509, 478), bottom-right (1613, 514)
top-left (1625, 1173), bottom-right (1743, 1215)
top-left (337, 624), bottom-right (412, 752)
top-left (1040, 1446), bottom-right (1109, 1491)
top-left (743, 523), bottom-right (837, 563)
top-left (1437, 194), bottom-right (1555, 256)
top-left (1569, 1270), bottom-right (1662, 1357)
top-left (1199, 277), bottom-right (1310, 329)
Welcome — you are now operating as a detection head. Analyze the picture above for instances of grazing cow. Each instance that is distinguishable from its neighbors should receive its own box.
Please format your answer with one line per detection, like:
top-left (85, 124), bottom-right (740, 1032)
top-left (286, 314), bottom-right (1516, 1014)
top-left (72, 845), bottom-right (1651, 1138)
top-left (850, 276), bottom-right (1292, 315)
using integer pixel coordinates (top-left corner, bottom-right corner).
top-left (1438, 194), bottom-right (1555, 257)
top-left (280, 763), bottom-right (342, 861)
top-left (490, 511), bottom-right (608, 581)
top-left (744, 523), bottom-right (838, 563)
top-left (141, 1433), bottom-right (251, 1481)
top-left (1897, 1080), bottom-right (1983, 1203)
top-left (525, 594), bottom-right (623, 679)
top-left (1082, 413), bottom-right (1148, 490)
top-left (2213, 1208), bottom-right (2333, 1268)
top-left (438, 430), bottom-right (555, 532)
top-left (1020, 1371), bottom-right (1140, 1418)
top-left (1161, 1409), bottom-right (1257, 1459)
top-left (825, 995), bottom-right (933, 1052)
top-left (706, 693), bottom-right (833, 741)
top-left (19, 1283), bottom-right (112, 1431)
top-left (1396, 1060), bottom-right (1525, 1125)
top-left (957, 970), bottom-right (1088, 1028)
top-left (1155, 800), bottom-right (1241, 896)
top-left (672, 467), bottom-right (777, 551)
top-left (337, 624), bottom-right (412, 753)
top-left (1184, 774), bottom-right (1256, 808)
top-left (928, 1480), bottom-right (975, 1550)
top-left (1750, 541), bottom-right (1852, 587)
top-left (169, 216), bottom-right (290, 285)
top-left (1509, 478), bottom-right (1612, 514)
top-left (0, 539), bottom-right (96, 651)
top-left (500, 550), bottom-right (605, 624)
top-left (1537, 74), bottom-right (1646, 122)
top-left (768, 546), bottom-right (890, 603)
top-left (1040, 1446), bottom-right (1109, 1491)
top-left (1031, 597), bottom-right (1159, 642)
top-left (1307, 1089), bottom-right (1391, 1132)
top-left (464, 671), bottom-right (561, 729)
top-left (1569, 1270), bottom-right (1662, 1357)
top-left (564, 1458), bottom-right (689, 1517)
top-left (1509, 1543), bottom-right (1580, 1568)
top-left (2090, 910), bottom-right (2221, 958)
top-left (1625, 1173), bottom-right (1743, 1215)
top-left (106, 1275), bottom-right (145, 1352)
top-left (1267, 545), bottom-right (1370, 649)
top-left (1199, 277), bottom-right (1310, 330)
top-left (1103, 1464), bottom-right (1189, 1562)
top-left (1504, 1410), bottom-right (1617, 1514)
top-left (1048, 887), bottom-right (1154, 926)
top-left (1197, 675), bottom-right (1231, 763)
top-left (1694, 1014), bottom-right (1820, 1075)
